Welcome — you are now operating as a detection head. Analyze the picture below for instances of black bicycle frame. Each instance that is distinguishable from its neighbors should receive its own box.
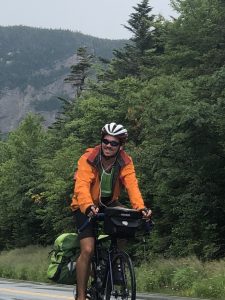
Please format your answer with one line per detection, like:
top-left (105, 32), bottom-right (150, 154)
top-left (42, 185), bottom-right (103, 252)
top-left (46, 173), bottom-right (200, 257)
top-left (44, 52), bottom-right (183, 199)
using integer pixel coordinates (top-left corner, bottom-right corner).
top-left (78, 211), bottom-right (153, 299)
top-left (90, 218), bottom-right (121, 299)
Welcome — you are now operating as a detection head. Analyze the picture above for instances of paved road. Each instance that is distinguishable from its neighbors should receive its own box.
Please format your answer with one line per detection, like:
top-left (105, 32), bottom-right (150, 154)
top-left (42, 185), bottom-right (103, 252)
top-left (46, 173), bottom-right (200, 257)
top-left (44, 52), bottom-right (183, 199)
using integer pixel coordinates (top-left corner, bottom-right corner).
top-left (0, 279), bottom-right (209, 300)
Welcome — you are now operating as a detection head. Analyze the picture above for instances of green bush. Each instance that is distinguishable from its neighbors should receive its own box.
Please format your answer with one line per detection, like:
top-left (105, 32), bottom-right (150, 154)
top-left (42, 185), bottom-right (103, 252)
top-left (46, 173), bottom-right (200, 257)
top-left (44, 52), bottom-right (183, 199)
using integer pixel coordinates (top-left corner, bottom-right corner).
top-left (172, 267), bottom-right (201, 290)
top-left (191, 275), bottom-right (225, 299)
top-left (136, 260), bottom-right (175, 292)
top-left (136, 256), bottom-right (225, 299)
top-left (0, 245), bottom-right (50, 282)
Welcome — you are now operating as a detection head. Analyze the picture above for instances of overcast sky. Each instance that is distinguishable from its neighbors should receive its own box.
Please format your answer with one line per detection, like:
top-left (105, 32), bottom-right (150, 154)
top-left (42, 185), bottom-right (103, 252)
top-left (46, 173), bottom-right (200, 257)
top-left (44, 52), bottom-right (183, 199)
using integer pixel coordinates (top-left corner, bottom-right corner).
top-left (0, 0), bottom-right (176, 39)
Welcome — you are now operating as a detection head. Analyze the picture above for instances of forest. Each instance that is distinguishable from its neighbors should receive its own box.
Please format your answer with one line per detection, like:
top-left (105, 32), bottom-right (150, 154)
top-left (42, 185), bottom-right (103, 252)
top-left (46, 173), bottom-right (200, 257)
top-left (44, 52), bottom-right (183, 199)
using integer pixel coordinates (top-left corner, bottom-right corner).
top-left (0, 25), bottom-right (125, 90)
top-left (1, 0), bottom-right (225, 262)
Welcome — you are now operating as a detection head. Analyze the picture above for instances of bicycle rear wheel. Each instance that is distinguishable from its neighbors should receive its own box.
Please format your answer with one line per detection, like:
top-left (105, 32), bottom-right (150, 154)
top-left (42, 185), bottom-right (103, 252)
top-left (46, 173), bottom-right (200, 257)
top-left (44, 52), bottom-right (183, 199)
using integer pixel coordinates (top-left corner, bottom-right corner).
top-left (105, 251), bottom-right (136, 300)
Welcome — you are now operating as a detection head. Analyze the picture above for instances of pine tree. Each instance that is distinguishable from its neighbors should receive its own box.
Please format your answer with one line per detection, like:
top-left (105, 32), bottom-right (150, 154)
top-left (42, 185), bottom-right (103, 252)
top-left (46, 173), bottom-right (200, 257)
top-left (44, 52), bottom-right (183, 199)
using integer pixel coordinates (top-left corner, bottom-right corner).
top-left (124, 0), bottom-right (156, 55)
top-left (64, 47), bottom-right (93, 98)
top-left (105, 0), bottom-right (162, 79)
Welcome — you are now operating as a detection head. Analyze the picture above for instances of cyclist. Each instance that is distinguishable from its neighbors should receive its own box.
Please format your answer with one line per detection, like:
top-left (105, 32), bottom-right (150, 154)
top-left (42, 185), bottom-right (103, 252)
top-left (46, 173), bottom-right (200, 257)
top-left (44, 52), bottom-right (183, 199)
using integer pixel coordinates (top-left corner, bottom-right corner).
top-left (71, 122), bottom-right (152, 300)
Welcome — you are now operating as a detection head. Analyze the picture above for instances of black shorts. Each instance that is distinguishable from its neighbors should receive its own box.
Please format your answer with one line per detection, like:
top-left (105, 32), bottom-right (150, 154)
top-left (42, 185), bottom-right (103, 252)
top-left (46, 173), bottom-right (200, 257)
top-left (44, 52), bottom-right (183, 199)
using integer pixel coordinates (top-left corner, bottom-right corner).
top-left (73, 201), bottom-right (122, 240)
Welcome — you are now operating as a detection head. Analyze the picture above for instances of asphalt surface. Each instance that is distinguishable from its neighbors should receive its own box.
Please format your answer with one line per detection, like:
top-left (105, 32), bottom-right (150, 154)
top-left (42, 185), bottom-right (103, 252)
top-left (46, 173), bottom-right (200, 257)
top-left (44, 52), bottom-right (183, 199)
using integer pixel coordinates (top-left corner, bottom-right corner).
top-left (0, 279), bottom-right (209, 300)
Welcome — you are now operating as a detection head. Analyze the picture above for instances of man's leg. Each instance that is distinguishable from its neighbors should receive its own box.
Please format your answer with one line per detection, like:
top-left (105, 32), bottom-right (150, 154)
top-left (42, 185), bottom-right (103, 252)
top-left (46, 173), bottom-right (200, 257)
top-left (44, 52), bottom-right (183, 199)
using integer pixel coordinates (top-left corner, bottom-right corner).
top-left (76, 237), bottom-right (95, 300)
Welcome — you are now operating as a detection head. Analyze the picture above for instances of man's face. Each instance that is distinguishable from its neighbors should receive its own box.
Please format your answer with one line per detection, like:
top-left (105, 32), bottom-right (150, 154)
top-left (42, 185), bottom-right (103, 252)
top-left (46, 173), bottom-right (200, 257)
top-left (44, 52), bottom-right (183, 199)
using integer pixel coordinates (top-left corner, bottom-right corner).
top-left (101, 134), bottom-right (121, 158)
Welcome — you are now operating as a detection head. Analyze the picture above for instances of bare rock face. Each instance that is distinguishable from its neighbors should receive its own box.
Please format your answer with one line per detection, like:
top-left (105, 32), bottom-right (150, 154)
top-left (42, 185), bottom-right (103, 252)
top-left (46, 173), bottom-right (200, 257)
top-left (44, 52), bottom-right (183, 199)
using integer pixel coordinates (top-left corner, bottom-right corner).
top-left (0, 55), bottom-right (76, 133)
top-left (0, 26), bottom-right (125, 134)
top-left (0, 81), bottom-right (74, 133)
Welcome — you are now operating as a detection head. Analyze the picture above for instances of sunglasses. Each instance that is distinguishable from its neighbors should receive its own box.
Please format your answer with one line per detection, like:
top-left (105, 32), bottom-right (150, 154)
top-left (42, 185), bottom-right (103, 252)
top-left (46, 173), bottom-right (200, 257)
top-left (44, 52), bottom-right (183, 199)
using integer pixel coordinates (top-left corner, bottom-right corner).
top-left (102, 138), bottom-right (120, 147)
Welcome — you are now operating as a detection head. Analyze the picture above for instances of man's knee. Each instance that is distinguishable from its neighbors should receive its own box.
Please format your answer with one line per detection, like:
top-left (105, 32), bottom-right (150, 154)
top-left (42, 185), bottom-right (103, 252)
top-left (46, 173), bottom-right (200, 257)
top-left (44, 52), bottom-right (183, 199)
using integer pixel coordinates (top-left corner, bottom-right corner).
top-left (81, 244), bottom-right (94, 257)
top-left (79, 238), bottom-right (95, 259)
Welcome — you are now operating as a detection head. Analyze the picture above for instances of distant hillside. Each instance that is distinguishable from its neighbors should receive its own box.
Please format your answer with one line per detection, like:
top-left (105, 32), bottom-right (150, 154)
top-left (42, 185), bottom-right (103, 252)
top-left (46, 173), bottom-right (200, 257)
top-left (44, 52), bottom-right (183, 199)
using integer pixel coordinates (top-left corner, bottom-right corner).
top-left (0, 26), bottom-right (126, 133)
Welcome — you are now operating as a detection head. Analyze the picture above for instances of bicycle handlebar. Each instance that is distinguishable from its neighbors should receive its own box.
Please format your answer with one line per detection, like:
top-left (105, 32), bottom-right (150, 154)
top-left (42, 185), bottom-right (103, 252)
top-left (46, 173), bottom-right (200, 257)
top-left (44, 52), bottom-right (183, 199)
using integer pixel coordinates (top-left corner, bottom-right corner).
top-left (77, 212), bottom-right (154, 234)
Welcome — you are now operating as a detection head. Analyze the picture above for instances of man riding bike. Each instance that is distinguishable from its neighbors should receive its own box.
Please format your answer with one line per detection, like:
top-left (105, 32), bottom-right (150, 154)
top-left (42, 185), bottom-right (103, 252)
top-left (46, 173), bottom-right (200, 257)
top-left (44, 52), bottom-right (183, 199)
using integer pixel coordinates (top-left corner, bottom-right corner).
top-left (71, 122), bottom-right (152, 300)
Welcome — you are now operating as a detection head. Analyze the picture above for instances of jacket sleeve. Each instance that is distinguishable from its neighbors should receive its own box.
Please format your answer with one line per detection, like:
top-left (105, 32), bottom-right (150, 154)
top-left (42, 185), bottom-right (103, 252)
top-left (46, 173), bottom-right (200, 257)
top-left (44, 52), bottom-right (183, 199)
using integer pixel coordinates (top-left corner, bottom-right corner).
top-left (73, 155), bottom-right (95, 214)
top-left (121, 158), bottom-right (145, 210)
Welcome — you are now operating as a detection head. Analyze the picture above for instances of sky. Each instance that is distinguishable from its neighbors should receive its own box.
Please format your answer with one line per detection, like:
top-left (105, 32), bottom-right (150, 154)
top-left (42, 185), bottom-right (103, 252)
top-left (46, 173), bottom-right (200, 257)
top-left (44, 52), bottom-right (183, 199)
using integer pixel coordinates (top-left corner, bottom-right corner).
top-left (0, 0), bottom-right (176, 40)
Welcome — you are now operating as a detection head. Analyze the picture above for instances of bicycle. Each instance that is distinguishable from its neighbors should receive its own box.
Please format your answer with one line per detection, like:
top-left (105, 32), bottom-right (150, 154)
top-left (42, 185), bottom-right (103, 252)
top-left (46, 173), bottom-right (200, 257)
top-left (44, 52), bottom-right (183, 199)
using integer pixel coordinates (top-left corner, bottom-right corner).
top-left (76, 206), bottom-right (153, 300)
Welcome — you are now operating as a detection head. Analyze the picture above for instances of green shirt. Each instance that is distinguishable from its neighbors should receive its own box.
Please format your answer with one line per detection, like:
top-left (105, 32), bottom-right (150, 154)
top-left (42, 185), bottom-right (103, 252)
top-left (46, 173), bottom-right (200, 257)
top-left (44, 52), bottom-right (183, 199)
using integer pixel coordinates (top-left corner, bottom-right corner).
top-left (100, 167), bottom-right (114, 197)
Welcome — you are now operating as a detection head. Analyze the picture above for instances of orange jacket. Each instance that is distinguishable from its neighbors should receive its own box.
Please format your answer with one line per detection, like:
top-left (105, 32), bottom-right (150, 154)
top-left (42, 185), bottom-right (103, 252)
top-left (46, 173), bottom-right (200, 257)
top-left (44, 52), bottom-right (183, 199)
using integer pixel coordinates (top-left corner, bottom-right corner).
top-left (71, 145), bottom-right (145, 214)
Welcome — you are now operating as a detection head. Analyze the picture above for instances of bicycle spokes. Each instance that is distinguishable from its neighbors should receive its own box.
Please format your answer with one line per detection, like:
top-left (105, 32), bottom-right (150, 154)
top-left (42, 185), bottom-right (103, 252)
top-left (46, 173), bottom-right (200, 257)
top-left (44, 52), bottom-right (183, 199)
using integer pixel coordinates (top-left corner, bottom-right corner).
top-left (105, 252), bottom-right (136, 300)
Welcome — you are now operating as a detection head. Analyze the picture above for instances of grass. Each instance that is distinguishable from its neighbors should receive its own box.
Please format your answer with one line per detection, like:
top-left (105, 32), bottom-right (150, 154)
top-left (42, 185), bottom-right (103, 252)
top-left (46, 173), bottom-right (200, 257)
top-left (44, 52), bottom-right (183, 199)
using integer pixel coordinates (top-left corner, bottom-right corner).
top-left (136, 256), bottom-right (225, 299)
top-left (0, 246), bottom-right (225, 299)
top-left (0, 245), bottom-right (50, 282)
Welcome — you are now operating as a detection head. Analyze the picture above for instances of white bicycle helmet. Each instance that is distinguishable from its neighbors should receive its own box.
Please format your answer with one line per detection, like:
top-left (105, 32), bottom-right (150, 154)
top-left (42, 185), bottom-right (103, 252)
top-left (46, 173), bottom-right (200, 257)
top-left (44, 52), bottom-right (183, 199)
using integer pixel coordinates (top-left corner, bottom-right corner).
top-left (101, 122), bottom-right (128, 143)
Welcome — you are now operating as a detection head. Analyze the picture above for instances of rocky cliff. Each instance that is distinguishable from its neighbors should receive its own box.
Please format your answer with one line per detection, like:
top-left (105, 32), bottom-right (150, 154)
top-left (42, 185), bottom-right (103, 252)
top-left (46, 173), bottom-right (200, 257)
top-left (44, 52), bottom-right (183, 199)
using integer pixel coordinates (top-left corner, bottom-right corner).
top-left (0, 55), bottom-right (75, 133)
top-left (0, 26), bottom-right (125, 133)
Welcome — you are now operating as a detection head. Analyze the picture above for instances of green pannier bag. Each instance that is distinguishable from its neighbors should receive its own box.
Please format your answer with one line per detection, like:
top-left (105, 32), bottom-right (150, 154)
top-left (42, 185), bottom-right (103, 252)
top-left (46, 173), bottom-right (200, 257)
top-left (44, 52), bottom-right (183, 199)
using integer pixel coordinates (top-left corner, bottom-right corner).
top-left (47, 233), bottom-right (80, 285)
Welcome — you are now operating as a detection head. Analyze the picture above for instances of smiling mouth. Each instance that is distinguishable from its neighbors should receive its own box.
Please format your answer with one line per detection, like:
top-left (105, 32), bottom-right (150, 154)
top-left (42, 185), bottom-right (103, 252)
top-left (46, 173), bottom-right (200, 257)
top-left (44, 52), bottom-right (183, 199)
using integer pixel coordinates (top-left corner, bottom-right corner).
top-left (104, 148), bottom-right (113, 154)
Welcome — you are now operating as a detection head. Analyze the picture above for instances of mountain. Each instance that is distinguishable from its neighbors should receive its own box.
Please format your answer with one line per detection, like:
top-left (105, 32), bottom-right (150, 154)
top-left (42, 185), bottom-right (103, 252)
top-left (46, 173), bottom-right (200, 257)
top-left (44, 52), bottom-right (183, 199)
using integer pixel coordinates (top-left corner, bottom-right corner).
top-left (0, 26), bottom-right (125, 133)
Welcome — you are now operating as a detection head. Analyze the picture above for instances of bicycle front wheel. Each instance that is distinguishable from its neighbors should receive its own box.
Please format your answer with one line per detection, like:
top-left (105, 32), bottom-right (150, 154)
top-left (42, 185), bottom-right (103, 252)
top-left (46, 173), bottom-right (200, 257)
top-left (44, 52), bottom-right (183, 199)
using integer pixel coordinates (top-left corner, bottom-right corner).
top-left (105, 251), bottom-right (136, 300)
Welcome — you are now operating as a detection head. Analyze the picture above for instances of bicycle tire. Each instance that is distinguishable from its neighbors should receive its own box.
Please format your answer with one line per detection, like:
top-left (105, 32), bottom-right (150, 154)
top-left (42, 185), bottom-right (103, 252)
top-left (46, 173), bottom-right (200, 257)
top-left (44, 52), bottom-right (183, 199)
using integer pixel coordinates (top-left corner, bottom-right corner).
top-left (105, 251), bottom-right (136, 300)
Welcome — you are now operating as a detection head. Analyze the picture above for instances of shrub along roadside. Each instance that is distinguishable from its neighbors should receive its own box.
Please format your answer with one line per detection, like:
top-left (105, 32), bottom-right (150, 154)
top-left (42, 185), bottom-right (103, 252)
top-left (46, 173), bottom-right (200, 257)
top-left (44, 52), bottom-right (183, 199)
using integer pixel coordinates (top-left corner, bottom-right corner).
top-left (0, 246), bottom-right (50, 282)
top-left (0, 246), bottom-right (225, 299)
top-left (136, 257), bottom-right (225, 299)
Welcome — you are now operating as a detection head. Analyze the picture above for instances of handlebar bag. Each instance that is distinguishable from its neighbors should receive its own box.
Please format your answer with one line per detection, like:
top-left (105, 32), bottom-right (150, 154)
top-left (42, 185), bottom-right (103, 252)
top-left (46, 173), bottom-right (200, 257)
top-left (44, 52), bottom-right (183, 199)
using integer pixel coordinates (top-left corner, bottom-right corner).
top-left (104, 207), bottom-right (142, 238)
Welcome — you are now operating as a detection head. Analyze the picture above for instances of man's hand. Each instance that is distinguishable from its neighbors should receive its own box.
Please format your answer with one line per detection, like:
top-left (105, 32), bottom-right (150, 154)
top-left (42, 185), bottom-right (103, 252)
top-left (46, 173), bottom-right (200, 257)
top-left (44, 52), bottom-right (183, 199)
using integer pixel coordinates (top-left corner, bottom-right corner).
top-left (141, 208), bottom-right (152, 220)
top-left (85, 205), bottom-right (99, 218)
